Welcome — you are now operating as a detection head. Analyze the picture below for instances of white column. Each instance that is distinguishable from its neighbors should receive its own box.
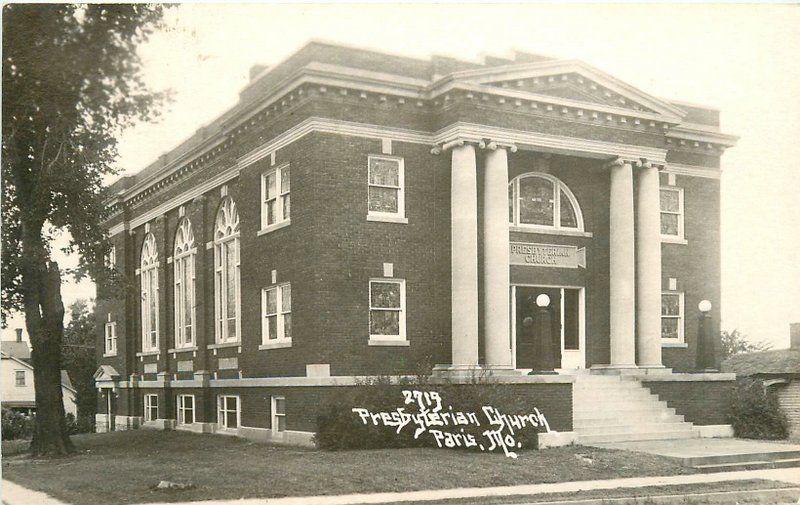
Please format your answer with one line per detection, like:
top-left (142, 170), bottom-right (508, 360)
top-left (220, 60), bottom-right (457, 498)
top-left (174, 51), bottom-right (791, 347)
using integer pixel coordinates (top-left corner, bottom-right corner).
top-left (450, 143), bottom-right (479, 367)
top-left (483, 146), bottom-right (512, 368)
top-left (636, 162), bottom-right (664, 367)
top-left (608, 159), bottom-right (637, 367)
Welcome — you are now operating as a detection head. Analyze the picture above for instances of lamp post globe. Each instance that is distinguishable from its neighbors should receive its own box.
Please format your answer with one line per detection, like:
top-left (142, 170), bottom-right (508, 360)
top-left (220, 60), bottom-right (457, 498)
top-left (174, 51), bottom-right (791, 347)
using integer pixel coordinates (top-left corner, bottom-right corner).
top-left (698, 299), bottom-right (712, 313)
top-left (536, 293), bottom-right (550, 308)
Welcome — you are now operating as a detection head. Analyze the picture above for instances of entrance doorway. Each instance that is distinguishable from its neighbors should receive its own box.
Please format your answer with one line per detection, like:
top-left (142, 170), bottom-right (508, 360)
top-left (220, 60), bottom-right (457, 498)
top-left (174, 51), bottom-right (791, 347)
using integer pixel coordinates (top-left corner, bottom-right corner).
top-left (511, 285), bottom-right (585, 371)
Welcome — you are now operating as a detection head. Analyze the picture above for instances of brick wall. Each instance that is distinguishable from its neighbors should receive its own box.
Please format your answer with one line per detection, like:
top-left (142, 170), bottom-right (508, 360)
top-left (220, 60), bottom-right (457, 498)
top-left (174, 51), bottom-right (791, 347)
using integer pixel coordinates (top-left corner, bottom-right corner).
top-left (642, 380), bottom-right (734, 425)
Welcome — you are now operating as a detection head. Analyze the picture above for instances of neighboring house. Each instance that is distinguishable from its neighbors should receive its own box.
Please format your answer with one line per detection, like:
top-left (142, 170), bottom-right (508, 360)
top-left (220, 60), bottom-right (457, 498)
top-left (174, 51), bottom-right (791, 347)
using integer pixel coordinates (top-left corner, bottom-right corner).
top-left (1, 329), bottom-right (78, 417)
top-left (722, 323), bottom-right (800, 438)
top-left (94, 41), bottom-right (739, 446)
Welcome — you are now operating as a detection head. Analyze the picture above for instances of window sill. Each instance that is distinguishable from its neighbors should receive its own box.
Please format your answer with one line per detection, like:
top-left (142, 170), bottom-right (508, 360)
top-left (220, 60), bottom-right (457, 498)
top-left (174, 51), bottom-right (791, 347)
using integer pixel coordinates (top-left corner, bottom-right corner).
top-left (136, 350), bottom-right (160, 357)
top-left (257, 220), bottom-right (290, 236)
top-left (103, 352), bottom-right (117, 358)
top-left (206, 342), bottom-right (240, 350)
top-left (510, 226), bottom-right (593, 238)
top-left (258, 340), bottom-right (292, 350)
top-left (367, 214), bottom-right (408, 224)
top-left (368, 338), bottom-right (410, 347)
top-left (168, 346), bottom-right (198, 354)
top-left (661, 236), bottom-right (688, 245)
top-left (662, 341), bottom-right (688, 348)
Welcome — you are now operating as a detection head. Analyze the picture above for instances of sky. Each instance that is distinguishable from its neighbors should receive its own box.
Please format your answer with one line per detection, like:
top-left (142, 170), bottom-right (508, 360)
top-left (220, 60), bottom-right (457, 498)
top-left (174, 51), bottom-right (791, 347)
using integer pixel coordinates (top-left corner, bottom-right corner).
top-left (4, 3), bottom-right (800, 349)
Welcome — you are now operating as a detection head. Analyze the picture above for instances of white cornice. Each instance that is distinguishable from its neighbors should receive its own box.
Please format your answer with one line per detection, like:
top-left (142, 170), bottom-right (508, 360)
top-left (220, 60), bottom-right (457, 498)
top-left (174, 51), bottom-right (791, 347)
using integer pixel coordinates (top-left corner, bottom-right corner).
top-left (667, 126), bottom-right (738, 147)
top-left (664, 163), bottom-right (721, 179)
top-left (433, 122), bottom-right (668, 163)
top-left (113, 118), bottom-right (722, 232)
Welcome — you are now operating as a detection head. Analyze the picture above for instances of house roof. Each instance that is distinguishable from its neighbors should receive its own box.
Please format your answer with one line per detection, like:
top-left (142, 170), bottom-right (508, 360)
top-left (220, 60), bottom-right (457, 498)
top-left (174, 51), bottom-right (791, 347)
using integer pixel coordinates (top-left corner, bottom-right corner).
top-left (721, 349), bottom-right (800, 377)
top-left (1, 341), bottom-right (30, 360)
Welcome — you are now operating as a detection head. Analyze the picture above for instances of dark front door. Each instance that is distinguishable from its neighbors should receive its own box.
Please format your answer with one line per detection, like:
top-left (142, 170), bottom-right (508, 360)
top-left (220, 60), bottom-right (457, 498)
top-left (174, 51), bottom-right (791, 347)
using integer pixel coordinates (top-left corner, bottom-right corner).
top-left (515, 287), bottom-right (562, 370)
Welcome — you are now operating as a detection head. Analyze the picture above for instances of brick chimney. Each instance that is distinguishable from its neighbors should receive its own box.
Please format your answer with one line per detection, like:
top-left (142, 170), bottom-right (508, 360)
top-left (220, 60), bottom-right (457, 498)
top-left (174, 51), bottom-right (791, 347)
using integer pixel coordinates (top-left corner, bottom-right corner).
top-left (249, 64), bottom-right (267, 81)
top-left (15, 328), bottom-right (22, 342)
top-left (791, 323), bottom-right (800, 350)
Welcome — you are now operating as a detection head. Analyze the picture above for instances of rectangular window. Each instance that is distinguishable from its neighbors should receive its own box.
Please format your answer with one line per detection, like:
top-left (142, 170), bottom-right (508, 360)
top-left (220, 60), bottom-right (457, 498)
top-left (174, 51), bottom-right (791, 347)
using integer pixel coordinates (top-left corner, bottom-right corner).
top-left (14, 370), bottom-right (25, 387)
top-left (214, 237), bottom-right (240, 344)
top-left (368, 155), bottom-right (405, 219)
top-left (271, 396), bottom-right (286, 433)
top-left (217, 395), bottom-right (240, 429)
top-left (104, 321), bottom-right (117, 356)
top-left (177, 395), bottom-right (195, 425)
top-left (141, 267), bottom-right (159, 351)
top-left (144, 394), bottom-right (159, 422)
top-left (261, 283), bottom-right (292, 344)
top-left (261, 165), bottom-right (290, 230)
top-left (660, 187), bottom-right (684, 239)
top-left (661, 292), bottom-right (684, 341)
top-left (369, 279), bottom-right (406, 341)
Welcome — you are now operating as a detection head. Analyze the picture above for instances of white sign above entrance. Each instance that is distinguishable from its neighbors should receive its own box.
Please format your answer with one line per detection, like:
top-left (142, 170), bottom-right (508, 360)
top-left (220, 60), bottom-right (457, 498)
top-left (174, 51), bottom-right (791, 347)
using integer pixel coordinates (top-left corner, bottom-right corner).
top-left (510, 242), bottom-right (587, 269)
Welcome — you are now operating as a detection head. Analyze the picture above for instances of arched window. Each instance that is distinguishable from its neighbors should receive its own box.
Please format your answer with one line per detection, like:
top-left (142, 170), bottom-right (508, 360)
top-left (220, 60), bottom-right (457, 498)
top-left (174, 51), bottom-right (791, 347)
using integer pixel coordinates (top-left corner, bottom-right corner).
top-left (174, 218), bottom-right (195, 349)
top-left (508, 173), bottom-right (584, 231)
top-left (214, 197), bottom-right (240, 344)
top-left (140, 233), bottom-right (159, 352)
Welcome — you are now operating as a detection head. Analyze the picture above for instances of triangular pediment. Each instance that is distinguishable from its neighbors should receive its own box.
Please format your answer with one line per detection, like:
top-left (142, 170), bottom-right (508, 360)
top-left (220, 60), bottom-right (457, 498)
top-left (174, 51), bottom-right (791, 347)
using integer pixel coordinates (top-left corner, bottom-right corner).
top-left (94, 365), bottom-right (120, 383)
top-left (449, 60), bottom-right (686, 121)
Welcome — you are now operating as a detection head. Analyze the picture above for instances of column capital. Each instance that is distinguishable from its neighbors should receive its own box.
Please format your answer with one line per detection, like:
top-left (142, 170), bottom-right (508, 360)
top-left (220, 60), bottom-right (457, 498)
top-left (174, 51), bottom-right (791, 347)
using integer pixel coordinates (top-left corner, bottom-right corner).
top-left (484, 140), bottom-right (518, 153)
top-left (430, 138), bottom-right (485, 155)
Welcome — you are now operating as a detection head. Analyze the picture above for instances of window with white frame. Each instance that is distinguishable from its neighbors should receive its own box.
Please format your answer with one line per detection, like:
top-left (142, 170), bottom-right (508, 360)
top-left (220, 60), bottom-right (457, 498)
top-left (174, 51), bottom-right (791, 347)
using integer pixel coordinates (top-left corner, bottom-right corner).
top-left (661, 292), bottom-right (684, 341)
top-left (660, 187), bottom-right (684, 239)
top-left (144, 394), bottom-right (158, 422)
top-left (369, 279), bottom-right (406, 340)
top-left (177, 395), bottom-right (195, 425)
top-left (508, 173), bottom-right (584, 231)
top-left (214, 198), bottom-right (240, 344)
top-left (367, 155), bottom-right (405, 218)
top-left (104, 321), bottom-right (117, 356)
top-left (261, 165), bottom-right (290, 229)
top-left (271, 396), bottom-right (286, 432)
top-left (217, 395), bottom-right (239, 429)
top-left (140, 233), bottom-right (159, 352)
top-left (262, 284), bottom-right (291, 344)
top-left (15, 370), bottom-right (25, 387)
top-left (173, 219), bottom-right (196, 349)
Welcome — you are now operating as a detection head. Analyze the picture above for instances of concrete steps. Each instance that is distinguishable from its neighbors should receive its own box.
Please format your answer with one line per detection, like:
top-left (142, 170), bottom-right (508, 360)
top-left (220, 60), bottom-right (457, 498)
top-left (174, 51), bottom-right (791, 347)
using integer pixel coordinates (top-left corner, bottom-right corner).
top-left (687, 449), bottom-right (800, 473)
top-left (572, 373), bottom-right (700, 444)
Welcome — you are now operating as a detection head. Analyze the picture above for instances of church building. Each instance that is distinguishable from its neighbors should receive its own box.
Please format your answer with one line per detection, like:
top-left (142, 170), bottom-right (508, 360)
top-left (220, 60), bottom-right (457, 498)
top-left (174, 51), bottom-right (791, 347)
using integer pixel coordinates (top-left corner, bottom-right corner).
top-left (95, 41), bottom-right (739, 446)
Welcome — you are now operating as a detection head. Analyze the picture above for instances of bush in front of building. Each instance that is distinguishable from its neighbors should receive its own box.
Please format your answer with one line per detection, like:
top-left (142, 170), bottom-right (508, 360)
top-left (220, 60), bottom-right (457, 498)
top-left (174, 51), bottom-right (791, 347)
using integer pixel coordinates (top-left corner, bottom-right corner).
top-left (2, 408), bottom-right (35, 440)
top-left (314, 373), bottom-right (541, 453)
top-left (728, 378), bottom-right (789, 440)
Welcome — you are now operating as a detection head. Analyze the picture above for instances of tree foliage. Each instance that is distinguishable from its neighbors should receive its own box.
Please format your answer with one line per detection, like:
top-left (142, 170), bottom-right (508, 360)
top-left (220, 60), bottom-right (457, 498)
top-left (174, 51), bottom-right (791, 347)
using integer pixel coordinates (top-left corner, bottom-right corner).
top-left (2, 4), bottom-right (170, 455)
top-left (720, 329), bottom-right (772, 361)
top-left (62, 299), bottom-right (98, 426)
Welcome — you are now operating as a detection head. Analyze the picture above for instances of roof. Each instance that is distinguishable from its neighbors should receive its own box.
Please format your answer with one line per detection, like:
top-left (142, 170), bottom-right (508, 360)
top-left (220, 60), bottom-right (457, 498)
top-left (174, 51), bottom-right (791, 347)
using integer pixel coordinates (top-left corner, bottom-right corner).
top-left (60, 370), bottom-right (73, 390)
top-left (1, 341), bottom-right (30, 360)
top-left (107, 40), bottom-right (732, 202)
top-left (721, 349), bottom-right (800, 377)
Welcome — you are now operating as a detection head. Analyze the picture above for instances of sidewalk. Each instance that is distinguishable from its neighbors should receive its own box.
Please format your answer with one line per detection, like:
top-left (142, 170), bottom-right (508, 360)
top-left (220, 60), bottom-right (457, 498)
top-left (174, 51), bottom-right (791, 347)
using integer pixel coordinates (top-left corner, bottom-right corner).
top-left (3, 468), bottom-right (800, 505)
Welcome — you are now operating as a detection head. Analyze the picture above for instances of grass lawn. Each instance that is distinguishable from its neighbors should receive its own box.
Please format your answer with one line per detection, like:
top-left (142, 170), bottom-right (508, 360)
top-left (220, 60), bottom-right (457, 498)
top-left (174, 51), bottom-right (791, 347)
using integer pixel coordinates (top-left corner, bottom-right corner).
top-left (2, 430), bottom-right (702, 504)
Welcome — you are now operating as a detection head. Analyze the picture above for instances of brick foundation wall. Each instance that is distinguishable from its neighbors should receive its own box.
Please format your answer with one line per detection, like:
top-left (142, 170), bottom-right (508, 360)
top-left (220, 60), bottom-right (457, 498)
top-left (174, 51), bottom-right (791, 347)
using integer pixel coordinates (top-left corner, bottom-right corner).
top-left (642, 380), bottom-right (734, 426)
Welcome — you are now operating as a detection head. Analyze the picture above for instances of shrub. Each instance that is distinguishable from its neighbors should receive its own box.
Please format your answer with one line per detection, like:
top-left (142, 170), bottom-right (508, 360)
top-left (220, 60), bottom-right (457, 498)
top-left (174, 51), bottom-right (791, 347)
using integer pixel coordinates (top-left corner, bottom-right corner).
top-left (728, 378), bottom-right (789, 440)
top-left (2, 408), bottom-right (35, 440)
top-left (314, 373), bottom-right (542, 454)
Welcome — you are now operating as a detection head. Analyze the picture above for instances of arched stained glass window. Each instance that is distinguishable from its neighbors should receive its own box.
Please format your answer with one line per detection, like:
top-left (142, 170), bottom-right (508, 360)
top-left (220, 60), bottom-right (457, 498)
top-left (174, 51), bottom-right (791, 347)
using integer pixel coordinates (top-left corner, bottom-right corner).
top-left (174, 218), bottom-right (195, 349)
top-left (214, 198), bottom-right (240, 344)
top-left (140, 233), bottom-right (159, 352)
top-left (508, 173), bottom-right (584, 231)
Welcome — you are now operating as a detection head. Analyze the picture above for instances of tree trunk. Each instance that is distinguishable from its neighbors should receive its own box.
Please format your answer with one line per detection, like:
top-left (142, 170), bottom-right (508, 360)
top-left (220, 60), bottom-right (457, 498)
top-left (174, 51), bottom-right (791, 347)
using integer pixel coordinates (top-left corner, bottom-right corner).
top-left (23, 235), bottom-right (75, 455)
